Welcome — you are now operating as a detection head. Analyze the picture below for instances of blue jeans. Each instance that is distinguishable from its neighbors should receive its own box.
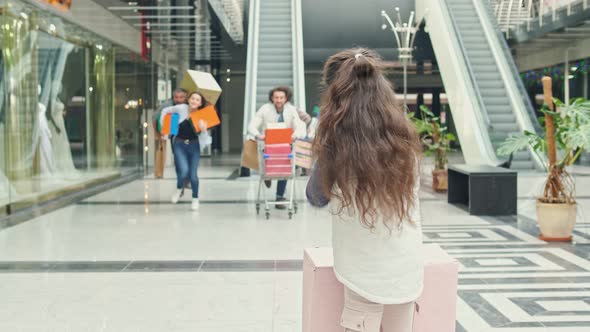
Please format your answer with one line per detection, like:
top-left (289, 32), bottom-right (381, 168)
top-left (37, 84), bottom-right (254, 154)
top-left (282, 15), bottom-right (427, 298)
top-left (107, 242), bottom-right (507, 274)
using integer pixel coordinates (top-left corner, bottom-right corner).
top-left (173, 139), bottom-right (200, 198)
top-left (277, 180), bottom-right (287, 198)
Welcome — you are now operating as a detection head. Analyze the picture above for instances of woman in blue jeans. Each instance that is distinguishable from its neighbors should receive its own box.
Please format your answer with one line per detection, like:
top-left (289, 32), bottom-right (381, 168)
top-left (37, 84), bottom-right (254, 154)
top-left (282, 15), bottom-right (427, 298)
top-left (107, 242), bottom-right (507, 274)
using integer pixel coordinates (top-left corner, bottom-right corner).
top-left (160, 92), bottom-right (209, 211)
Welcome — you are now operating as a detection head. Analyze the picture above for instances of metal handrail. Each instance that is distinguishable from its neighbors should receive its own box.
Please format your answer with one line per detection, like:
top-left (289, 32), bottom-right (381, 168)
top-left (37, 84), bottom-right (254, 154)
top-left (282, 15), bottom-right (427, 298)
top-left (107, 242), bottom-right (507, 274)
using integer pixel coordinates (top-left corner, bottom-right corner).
top-left (526, 0), bottom-right (533, 30)
top-left (506, 0), bottom-right (514, 38)
top-left (540, 0), bottom-right (544, 25)
top-left (242, 0), bottom-right (261, 137)
top-left (208, 0), bottom-right (244, 44)
top-left (491, 0), bottom-right (585, 33)
top-left (442, 1), bottom-right (493, 130)
top-left (291, 0), bottom-right (306, 111)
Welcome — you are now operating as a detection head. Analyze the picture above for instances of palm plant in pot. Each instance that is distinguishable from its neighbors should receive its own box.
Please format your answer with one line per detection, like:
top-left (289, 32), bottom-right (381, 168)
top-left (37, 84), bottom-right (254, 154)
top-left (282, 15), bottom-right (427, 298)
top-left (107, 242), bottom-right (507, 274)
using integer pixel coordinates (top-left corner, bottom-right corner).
top-left (497, 77), bottom-right (590, 241)
top-left (409, 105), bottom-right (457, 192)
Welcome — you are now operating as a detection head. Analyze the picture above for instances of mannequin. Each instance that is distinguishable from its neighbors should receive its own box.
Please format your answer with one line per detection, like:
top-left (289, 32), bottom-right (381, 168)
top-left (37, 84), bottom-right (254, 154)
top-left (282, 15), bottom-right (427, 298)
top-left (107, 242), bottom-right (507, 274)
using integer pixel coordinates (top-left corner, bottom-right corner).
top-left (48, 81), bottom-right (78, 176)
top-left (31, 84), bottom-right (56, 176)
top-left (37, 102), bottom-right (55, 175)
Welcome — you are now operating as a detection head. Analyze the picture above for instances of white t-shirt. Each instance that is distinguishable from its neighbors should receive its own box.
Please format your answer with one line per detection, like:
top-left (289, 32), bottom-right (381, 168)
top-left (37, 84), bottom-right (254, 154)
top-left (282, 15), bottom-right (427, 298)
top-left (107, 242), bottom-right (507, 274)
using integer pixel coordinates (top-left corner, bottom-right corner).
top-left (330, 179), bottom-right (424, 304)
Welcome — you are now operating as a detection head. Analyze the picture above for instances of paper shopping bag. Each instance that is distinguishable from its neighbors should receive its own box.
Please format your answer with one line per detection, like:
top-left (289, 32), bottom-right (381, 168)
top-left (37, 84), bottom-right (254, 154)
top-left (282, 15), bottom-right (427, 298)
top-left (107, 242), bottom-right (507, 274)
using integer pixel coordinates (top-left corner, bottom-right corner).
top-left (295, 140), bottom-right (313, 169)
top-left (241, 140), bottom-right (259, 170)
top-left (155, 141), bottom-right (166, 178)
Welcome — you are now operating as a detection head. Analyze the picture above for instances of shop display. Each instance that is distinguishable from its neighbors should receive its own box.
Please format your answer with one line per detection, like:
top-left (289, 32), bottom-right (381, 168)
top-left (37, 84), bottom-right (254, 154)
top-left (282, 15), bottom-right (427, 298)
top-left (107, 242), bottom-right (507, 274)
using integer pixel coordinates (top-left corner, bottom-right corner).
top-left (36, 102), bottom-right (56, 176)
top-left (49, 82), bottom-right (78, 176)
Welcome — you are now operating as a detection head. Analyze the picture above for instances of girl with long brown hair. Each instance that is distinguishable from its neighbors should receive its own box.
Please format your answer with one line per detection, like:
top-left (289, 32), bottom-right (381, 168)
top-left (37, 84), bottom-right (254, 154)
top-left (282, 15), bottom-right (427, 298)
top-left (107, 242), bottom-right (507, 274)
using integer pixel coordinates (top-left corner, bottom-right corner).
top-left (306, 48), bottom-right (424, 332)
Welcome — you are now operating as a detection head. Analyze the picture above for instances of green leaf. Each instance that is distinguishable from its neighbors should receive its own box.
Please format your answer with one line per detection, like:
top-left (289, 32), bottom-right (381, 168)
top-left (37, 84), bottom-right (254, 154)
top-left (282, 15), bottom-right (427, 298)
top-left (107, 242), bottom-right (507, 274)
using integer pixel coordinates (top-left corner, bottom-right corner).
top-left (553, 98), bottom-right (564, 107)
top-left (497, 133), bottom-right (535, 156)
top-left (563, 123), bottom-right (590, 150)
top-left (419, 105), bottom-right (435, 117)
top-left (539, 107), bottom-right (559, 117)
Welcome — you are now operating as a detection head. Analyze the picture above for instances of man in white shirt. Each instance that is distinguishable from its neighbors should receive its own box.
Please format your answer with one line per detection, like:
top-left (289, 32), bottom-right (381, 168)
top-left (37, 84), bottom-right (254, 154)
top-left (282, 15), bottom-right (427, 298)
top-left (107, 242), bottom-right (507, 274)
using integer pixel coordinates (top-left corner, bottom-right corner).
top-left (248, 86), bottom-right (306, 209)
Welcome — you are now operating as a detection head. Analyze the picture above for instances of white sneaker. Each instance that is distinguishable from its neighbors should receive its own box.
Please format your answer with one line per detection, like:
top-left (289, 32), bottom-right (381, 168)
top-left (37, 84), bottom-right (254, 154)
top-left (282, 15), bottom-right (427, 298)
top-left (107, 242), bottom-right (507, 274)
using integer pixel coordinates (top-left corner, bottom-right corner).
top-left (191, 198), bottom-right (200, 211)
top-left (171, 189), bottom-right (183, 204)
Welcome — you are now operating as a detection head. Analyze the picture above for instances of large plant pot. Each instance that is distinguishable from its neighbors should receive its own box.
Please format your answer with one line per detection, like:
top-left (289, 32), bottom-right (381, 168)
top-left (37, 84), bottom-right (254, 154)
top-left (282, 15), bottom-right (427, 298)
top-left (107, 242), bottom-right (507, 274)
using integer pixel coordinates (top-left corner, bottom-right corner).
top-left (536, 201), bottom-right (577, 242)
top-left (432, 169), bottom-right (448, 193)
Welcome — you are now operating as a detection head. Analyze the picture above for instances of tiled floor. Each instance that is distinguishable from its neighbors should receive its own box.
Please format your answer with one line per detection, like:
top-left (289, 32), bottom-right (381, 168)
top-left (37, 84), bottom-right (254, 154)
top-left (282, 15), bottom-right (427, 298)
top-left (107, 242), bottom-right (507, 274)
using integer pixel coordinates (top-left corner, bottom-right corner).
top-left (0, 155), bottom-right (589, 331)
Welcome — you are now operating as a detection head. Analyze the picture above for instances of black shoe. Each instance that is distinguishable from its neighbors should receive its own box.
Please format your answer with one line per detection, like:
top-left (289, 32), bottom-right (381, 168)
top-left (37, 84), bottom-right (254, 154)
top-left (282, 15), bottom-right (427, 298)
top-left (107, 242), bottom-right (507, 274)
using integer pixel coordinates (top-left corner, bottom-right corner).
top-left (239, 167), bottom-right (251, 177)
top-left (276, 197), bottom-right (287, 210)
top-left (264, 180), bottom-right (272, 188)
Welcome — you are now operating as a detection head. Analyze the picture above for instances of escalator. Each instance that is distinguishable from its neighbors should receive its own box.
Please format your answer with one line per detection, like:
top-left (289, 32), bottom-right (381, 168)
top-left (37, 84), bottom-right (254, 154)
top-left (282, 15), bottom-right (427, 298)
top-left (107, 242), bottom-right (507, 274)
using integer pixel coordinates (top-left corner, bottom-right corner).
top-left (417, 0), bottom-right (543, 170)
top-left (243, 0), bottom-right (306, 138)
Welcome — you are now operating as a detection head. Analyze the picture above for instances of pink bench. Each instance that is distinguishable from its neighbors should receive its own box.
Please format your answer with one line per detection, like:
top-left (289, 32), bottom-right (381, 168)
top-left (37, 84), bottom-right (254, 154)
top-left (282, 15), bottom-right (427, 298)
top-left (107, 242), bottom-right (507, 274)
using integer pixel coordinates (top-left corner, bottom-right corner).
top-left (303, 244), bottom-right (459, 332)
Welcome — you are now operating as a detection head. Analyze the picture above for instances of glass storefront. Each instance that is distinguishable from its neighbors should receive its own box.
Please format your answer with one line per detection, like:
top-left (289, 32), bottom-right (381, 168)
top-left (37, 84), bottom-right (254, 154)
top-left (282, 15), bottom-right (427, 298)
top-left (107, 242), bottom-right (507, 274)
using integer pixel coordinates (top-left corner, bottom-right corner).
top-left (0, 1), bottom-right (151, 214)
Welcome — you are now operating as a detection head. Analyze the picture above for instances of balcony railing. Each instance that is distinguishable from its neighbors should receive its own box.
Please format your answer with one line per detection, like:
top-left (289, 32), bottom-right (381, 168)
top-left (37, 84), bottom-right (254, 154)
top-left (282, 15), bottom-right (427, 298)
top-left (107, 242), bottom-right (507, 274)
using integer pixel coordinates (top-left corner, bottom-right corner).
top-left (491, 0), bottom-right (589, 37)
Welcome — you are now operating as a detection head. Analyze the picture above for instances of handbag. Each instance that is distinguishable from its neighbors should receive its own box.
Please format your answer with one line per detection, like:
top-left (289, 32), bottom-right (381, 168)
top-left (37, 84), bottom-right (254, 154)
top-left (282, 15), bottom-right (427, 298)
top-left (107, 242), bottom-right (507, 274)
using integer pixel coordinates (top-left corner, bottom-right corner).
top-left (241, 140), bottom-right (259, 170)
top-left (295, 139), bottom-right (313, 169)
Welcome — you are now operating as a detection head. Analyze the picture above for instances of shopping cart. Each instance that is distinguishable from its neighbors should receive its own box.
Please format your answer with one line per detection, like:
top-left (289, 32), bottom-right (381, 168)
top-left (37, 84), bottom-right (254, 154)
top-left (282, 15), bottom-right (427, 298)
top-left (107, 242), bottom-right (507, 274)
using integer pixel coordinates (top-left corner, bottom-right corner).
top-left (255, 131), bottom-right (298, 220)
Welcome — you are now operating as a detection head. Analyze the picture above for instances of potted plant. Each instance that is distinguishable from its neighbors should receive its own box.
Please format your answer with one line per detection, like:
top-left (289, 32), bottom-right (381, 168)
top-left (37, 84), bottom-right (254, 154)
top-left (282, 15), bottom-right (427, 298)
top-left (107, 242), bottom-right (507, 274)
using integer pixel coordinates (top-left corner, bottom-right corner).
top-left (497, 77), bottom-right (590, 241)
top-left (409, 105), bottom-right (457, 192)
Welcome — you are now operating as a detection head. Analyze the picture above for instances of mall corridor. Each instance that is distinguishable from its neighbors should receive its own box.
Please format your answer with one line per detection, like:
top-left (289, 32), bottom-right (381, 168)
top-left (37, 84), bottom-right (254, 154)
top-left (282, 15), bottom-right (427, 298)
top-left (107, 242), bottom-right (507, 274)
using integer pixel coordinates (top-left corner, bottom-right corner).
top-left (1, 156), bottom-right (590, 331)
top-left (1, 0), bottom-right (590, 331)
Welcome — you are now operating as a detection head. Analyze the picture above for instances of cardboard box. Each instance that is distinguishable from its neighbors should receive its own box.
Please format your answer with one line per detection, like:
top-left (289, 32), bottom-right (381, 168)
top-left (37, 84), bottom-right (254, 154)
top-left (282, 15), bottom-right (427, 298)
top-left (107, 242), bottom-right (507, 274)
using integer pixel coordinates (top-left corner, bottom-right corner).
top-left (180, 70), bottom-right (223, 105)
top-left (265, 128), bottom-right (293, 145)
top-left (303, 244), bottom-right (459, 332)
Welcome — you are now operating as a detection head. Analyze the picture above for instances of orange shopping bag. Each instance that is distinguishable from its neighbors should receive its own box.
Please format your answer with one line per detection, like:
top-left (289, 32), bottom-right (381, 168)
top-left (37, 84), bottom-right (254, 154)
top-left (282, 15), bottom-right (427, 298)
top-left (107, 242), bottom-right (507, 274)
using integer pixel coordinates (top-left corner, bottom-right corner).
top-left (188, 105), bottom-right (221, 132)
top-left (160, 113), bottom-right (179, 136)
top-left (265, 128), bottom-right (293, 144)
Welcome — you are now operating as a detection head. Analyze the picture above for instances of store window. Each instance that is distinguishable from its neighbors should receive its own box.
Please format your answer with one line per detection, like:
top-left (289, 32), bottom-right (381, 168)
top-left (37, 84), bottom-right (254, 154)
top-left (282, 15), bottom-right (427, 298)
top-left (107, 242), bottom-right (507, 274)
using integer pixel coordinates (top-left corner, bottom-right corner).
top-left (0, 1), bottom-right (145, 214)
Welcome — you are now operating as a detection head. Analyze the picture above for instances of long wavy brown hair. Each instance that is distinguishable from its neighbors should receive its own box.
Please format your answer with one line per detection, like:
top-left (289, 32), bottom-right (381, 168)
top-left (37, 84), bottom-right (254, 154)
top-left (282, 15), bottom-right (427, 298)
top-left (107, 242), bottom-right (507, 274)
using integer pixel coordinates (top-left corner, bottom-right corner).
top-left (313, 48), bottom-right (422, 228)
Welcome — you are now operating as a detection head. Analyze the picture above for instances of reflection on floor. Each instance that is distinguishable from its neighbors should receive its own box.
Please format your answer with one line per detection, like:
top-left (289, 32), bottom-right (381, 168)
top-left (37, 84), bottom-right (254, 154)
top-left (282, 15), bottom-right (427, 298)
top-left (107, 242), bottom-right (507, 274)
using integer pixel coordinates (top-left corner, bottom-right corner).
top-left (0, 169), bottom-right (128, 209)
top-left (0, 154), bottom-right (589, 331)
